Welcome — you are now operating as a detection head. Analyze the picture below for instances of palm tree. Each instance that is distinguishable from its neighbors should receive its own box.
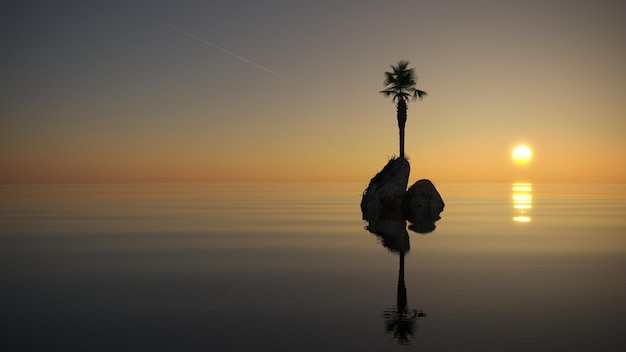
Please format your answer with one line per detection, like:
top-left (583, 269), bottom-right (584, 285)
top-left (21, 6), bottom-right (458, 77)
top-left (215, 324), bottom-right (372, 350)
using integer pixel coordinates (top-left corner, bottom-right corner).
top-left (380, 60), bottom-right (427, 159)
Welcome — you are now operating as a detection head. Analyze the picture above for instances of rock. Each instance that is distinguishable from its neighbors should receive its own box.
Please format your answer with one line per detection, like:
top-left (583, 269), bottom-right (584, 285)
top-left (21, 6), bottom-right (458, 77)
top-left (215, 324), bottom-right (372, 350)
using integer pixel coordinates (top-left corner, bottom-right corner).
top-left (404, 179), bottom-right (444, 234)
top-left (361, 160), bottom-right (444, 236)
top-left (404, 179), bottom-right (445, 216)
top-left (361, 158), bottom-right (410, 220)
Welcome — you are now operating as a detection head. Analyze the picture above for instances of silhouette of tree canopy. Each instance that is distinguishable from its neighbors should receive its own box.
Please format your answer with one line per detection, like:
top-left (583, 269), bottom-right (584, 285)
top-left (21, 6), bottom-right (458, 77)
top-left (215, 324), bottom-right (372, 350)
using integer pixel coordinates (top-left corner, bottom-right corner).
top-left (380, 60), bottom-right (426, 159)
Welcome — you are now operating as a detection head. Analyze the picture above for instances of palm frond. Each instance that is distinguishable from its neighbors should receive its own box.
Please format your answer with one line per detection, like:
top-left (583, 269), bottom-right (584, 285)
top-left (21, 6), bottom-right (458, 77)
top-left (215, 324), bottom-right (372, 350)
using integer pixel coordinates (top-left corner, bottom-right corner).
top-left (412, 89), bottom-right (427, 101)
top-left (380, 89), bottom-right (395, 97)
top-left (381, 60), bottom-right (426, 103)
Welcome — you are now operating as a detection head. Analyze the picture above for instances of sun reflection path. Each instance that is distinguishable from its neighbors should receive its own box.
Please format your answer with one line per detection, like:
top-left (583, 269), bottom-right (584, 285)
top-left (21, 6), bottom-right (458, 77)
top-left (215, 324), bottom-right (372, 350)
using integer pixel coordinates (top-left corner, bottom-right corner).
top-left (512, 183), bottom-right (532, 223)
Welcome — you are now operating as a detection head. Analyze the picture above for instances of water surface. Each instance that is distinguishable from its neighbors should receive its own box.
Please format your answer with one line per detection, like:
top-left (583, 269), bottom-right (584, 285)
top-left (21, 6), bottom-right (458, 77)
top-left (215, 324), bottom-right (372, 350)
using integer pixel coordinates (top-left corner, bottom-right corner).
top-left (1, 183), bottom-right (625, 351)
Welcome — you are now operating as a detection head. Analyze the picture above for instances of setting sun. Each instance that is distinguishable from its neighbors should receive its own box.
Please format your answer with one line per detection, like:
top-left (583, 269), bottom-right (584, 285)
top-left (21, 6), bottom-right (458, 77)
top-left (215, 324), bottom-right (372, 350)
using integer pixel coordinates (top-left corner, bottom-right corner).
top-left (512, 145), bottom-right (532, 165)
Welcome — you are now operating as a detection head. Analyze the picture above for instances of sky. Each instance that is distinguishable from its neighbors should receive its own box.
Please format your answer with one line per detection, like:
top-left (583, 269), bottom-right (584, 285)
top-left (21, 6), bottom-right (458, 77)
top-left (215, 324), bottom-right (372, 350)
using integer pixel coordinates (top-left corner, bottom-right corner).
top-left (1, 0), bottom-right (625, 184)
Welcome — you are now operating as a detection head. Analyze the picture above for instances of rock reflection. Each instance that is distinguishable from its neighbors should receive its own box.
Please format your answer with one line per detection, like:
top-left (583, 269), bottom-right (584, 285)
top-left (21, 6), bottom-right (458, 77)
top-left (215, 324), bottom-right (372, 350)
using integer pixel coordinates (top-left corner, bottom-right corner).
top-left (512, 182), bottom-right (532, 223)
top-left (363, 208), bottom-right (441, 345)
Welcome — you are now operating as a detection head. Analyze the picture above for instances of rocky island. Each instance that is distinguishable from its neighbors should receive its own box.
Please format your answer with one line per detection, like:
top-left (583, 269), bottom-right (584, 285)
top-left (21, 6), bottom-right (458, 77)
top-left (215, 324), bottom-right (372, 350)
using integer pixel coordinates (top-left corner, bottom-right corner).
top-left (362, 60), bottom-right (444, 233)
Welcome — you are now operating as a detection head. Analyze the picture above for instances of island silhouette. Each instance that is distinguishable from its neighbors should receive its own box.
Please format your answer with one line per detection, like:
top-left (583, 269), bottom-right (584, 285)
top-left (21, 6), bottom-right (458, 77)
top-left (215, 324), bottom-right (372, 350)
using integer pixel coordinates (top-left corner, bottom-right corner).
top-left (361, 60), bottom-right (444, 222)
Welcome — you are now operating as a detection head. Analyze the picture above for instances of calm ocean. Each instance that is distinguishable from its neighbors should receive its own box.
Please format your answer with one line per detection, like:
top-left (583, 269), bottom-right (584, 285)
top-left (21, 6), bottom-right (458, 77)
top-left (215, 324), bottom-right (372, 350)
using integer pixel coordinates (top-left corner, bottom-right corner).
top-left (1, 183), bottom-right (625, 351)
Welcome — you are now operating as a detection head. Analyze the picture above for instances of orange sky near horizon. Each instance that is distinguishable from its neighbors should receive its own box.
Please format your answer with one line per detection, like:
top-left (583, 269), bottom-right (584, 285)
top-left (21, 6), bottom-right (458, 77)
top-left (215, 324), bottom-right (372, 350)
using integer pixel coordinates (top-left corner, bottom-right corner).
top-left (2, 1), bottom-right (625, 185)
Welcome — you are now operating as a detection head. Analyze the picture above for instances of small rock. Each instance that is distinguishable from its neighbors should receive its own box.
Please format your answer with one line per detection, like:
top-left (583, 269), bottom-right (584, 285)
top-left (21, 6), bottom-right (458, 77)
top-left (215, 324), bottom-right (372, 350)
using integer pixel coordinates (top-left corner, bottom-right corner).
top-left (404, 179), bottom-right (444, 232)
top-left (405, 179), bottom-right (444, 212)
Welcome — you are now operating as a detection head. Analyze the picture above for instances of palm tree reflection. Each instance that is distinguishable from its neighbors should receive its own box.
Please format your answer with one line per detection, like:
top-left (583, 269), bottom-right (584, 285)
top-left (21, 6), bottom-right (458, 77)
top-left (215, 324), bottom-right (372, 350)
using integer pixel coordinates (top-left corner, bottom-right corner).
top-left (363, 209), bottom-right (440, 345)
top-left (382, 249), bottom-right (427, 345)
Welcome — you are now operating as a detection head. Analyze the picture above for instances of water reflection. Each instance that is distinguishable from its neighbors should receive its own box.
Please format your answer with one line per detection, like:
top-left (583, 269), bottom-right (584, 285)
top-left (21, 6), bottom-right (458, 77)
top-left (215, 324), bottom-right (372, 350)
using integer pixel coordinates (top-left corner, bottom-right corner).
top-left (363, 209), bottom-right (441, 345)
top-left (512, 183), bottom-right (532, 223)
top-left (382, 247), bottom-right (427, 345)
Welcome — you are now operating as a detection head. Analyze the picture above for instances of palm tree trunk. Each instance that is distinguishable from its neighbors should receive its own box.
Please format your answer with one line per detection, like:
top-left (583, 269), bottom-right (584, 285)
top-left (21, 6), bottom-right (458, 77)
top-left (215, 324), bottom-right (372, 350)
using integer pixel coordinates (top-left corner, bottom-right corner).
top-left (399, 126), bottom-right (405, 159)
top-left (397, 99), bottom-right (408, 159)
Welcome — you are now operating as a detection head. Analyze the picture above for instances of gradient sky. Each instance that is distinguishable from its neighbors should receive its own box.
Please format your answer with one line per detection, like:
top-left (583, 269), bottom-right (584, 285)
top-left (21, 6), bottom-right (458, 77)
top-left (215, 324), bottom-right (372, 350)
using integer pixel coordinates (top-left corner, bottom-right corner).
top-left (2, 0), bottom-right (625, 184)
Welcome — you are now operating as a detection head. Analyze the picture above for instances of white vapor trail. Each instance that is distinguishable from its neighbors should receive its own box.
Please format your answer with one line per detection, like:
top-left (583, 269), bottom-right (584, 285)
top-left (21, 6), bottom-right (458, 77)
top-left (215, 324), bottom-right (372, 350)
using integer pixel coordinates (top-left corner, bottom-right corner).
top-left (168, 25), bottom-right (291, 82)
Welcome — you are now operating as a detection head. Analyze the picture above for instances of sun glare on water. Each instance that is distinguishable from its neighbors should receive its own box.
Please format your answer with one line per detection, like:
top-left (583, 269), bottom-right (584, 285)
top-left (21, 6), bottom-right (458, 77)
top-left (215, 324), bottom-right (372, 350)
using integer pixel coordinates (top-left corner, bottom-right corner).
top-left (512, 145), bottom-right (532, 165)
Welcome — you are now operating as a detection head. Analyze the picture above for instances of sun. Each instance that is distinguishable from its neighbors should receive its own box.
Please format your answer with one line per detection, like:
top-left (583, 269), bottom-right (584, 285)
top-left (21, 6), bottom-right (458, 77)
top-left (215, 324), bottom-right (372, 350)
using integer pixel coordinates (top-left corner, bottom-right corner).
top-left (512, 145), bottom-right (532, 165)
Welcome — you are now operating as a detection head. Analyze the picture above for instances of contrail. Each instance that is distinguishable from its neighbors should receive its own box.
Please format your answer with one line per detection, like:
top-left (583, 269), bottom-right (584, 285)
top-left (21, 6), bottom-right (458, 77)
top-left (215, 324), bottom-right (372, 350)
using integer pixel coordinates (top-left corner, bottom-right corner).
top-left (168, 25), bottom-right (291, 82)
